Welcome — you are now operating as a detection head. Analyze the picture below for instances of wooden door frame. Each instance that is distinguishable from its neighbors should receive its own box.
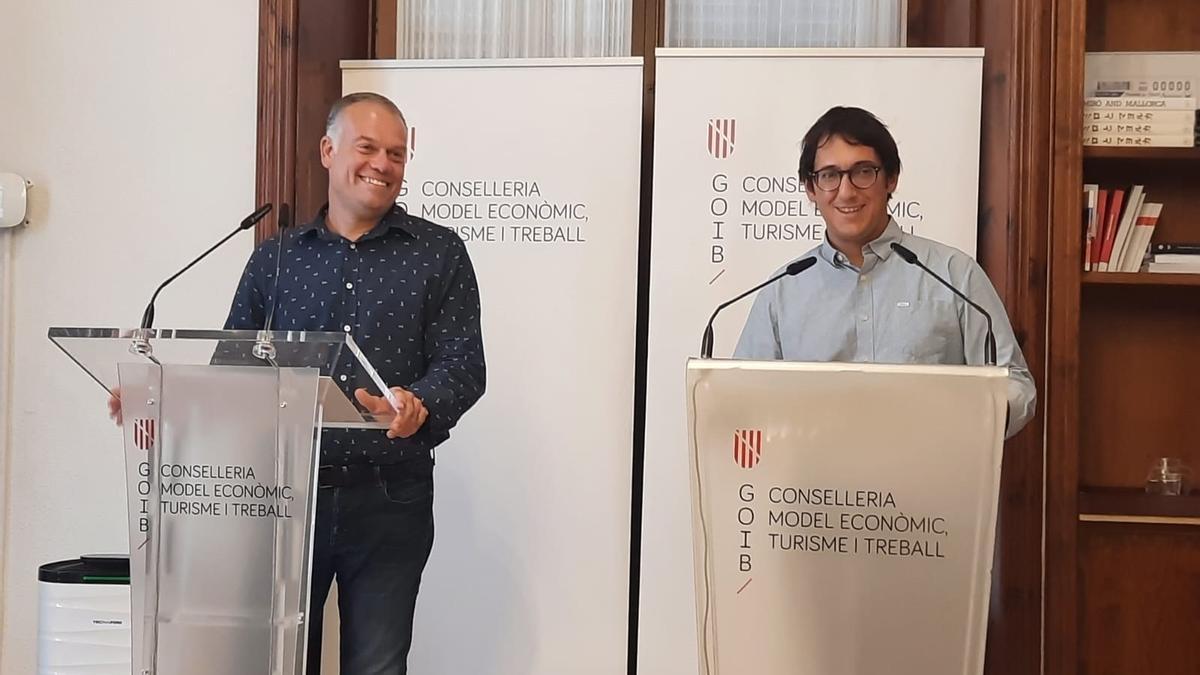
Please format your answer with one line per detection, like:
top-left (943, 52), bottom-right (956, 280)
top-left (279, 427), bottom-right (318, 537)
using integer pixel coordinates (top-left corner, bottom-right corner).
top-left (1045, 0), bottom-right (1088, 673)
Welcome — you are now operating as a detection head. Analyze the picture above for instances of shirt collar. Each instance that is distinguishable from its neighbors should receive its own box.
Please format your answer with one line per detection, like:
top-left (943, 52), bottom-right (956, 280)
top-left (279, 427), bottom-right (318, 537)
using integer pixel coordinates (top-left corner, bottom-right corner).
top-left (297, 204), bottom-right (417, 241)
top-left (818, 218), bottom-right (904, 270)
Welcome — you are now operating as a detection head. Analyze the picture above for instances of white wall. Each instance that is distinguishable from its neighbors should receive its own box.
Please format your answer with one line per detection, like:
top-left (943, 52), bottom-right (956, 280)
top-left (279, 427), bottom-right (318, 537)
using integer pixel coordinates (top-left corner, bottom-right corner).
top-left (0, 3), bottom-right (259, 673)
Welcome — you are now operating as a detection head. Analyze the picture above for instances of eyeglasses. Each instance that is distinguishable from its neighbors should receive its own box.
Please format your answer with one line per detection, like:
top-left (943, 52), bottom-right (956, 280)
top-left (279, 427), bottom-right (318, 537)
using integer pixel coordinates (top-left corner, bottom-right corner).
top-left (809, 163), bottom-right (882, 192)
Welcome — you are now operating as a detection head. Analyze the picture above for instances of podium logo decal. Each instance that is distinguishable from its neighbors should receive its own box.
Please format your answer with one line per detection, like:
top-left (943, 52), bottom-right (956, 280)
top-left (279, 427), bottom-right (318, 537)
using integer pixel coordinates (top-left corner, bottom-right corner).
top-left (133, 418), bottom-right (156, 451)
top-left (733, 429), bottom-right (762, 469)
top-left (708, 118), bottom-right (736, 159)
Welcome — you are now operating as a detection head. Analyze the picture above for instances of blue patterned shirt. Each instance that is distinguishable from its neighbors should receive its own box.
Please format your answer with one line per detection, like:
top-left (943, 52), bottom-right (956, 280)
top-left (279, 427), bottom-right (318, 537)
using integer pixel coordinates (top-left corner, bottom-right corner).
top-left (734, 219), bottom-right (1036, 438)
top-left (225, 204), bottom-right (486, 465)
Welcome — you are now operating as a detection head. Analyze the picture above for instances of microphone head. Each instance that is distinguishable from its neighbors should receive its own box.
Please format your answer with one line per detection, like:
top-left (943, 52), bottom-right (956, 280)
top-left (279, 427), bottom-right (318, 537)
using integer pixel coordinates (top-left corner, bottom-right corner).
top-left (785, 257), bottom-right (818, 275)
top-left (890, 242), bottom-right (918, 264)
top-left (239, 203), bottom-right (274, 230)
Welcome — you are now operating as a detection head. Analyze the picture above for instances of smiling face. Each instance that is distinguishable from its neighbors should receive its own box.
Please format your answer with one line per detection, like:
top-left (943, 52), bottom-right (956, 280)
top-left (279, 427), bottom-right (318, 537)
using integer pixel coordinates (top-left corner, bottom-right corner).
top-left (320, 100), bottom-right (408, 223)
top-left (805, 134), bottom-right (899, 262)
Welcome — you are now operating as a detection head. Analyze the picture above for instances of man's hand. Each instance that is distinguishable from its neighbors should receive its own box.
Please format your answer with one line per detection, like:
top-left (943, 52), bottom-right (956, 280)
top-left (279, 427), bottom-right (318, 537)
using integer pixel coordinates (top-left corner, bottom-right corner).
top-left (354, 387), bottom-right (428, 439)
top-left (108, 387), bottom-right (123, 426)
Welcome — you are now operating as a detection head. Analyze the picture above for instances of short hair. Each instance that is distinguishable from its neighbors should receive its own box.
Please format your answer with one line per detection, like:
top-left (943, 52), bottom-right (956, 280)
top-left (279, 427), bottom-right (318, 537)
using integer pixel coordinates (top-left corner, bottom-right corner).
top-left (325, 92), bottom-right (407, 142)
top-left (798, 106), bottom-right (902, 183)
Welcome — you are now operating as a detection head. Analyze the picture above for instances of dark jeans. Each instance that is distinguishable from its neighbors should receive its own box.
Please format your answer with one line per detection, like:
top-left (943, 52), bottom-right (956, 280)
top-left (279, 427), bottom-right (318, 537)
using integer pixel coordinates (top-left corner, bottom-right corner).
top-left (306, 465), bottom-right (435, 675)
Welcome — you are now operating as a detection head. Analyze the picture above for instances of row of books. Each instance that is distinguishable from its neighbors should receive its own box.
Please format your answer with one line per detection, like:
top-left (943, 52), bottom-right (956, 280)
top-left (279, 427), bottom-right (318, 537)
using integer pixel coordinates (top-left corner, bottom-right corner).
top-left (1083, 52), bottom-right (1198, 146)
top-left (1147, 244), bottom-right (1200, 274)
top-left (1082, 95), bottom-right (1198, 147)
top-left (1082, 184), bottom-right (1162, 272)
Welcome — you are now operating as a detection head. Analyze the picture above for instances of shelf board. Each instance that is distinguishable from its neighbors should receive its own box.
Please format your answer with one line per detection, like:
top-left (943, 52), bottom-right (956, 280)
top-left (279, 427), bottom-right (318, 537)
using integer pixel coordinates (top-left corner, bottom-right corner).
top-left (1080, 488), bottom-right (1200, 522)
top-left (1083, 272), bottom-right (1200, 286)
top-left (1083, 146), bottom-right (1200, 161)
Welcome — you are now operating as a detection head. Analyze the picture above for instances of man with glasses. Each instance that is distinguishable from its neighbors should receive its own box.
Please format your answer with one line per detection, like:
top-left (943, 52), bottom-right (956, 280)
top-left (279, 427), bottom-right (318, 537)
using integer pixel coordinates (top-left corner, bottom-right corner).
top-left (734, 106), bottom-right (1035, 437)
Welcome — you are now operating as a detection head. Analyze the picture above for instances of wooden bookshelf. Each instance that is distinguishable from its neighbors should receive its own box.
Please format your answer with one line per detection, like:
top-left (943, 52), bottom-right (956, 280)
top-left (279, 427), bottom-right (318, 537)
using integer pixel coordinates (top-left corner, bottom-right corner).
top-left (1083, 146), bottom-right (1200, 161)
top-left (1083, 271), bottom-right (1200, 285)
top-left (1048, 0), bottom-right (1200, 673)
top-left (1080, 488), bottom-right (1200, 520)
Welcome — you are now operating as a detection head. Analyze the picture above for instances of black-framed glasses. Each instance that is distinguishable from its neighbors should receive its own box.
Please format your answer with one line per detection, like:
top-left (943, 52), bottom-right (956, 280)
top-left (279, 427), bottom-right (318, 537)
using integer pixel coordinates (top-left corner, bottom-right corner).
top-left (809, 163), bottom-right (882, 191)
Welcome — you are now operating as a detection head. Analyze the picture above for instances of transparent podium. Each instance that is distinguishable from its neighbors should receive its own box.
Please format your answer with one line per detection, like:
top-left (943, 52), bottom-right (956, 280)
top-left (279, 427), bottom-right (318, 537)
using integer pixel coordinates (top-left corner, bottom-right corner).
top-left (48, 327), bottom-right (393, 675)
top-left (686, 358), bottom-right (1009, 675)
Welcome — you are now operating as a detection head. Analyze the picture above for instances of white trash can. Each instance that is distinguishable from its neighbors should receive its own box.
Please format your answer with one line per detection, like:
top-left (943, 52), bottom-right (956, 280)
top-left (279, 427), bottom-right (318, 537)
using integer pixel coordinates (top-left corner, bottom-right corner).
top-left (37, 555), bottom-right (131, 675)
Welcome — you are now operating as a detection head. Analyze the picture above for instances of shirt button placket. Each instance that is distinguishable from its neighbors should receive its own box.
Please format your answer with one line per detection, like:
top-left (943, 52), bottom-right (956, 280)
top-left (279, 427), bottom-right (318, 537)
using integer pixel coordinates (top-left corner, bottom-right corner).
top-left (341, 241), bottom-right (360, 386)
top-left (856, 274), bottom-right (874, 360)
top-left (346, 239), bottom-right (359, 335)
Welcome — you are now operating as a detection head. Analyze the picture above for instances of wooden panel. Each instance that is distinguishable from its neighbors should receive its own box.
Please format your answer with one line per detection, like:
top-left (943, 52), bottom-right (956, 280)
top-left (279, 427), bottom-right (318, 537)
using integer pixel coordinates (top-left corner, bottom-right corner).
top-left (974, 0), bottom-right (1012, 298)
top-left (905, 0), bottom-right (974, 47)
top-left (1084, 272), bottom-right (1200, 286)
top-left (1084, 147), bottom-right (1200, 161)
top-left (256, 0), bottom-right (301, 241)
top-left (1079, 524), bottom-right (1200, 674)
top-left (920, 2), bottom-right (1055, 674)
top-left (373, 0), bottom-right (397, 59)
top-left (978, 2), bottom-right (1056, 674)
top-left (1044, 0), bottom-right (1088, 671)
top-left (1086, 0), bottom-right (1200, 51)
top-left (256, 0), bottom-right (373, 238)
top-left (1079, 284), bottom-right (1200, 488)
top-left (907, 8), bottom-right (1052, 675)
top-left (295, 0), bottom-right (372, 226)
top-left (1081, 488), bottom-right (1200, 518)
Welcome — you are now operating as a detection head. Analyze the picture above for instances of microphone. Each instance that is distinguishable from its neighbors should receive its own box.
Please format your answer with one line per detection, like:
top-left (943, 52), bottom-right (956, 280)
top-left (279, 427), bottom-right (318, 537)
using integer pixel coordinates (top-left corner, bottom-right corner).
top-left (700, 257), bottom-right (817, 359)
top-left (139, 204), bottom-right (272, 330)
top-left (889, 242), bottom-right (997, 366)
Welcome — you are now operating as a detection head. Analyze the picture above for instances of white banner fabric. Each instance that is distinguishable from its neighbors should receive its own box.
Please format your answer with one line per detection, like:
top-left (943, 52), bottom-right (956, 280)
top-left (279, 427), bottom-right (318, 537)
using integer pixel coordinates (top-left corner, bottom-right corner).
top-left (642, 48), bottom-right (985, 675)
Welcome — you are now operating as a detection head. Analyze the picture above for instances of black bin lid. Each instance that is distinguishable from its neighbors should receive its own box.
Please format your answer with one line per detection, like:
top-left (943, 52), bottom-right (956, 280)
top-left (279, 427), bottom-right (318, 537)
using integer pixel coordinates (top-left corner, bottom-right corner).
top-left (38, 555), bottom-right (130, 584)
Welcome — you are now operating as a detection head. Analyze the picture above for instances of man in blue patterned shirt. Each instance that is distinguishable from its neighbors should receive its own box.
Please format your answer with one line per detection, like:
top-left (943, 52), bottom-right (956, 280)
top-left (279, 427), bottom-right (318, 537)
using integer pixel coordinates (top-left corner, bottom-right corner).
top-left (735, 106), bottom-right (1035, 437)
top-left (226, 92), bottom-right (486, 673)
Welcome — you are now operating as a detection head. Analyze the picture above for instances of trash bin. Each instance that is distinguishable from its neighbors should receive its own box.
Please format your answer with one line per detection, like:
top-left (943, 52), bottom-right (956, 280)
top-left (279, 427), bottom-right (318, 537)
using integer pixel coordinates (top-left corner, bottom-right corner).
top-left (37, 555), bottom-right (131, 675)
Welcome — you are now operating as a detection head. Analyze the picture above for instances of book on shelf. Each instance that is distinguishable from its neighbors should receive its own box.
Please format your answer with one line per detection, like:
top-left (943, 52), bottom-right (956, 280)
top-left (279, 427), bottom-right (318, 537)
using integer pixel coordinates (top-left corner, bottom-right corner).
top-left (1084, 95), bottom-right (1198, 110)
top-left (1085, 51), bottom-right (1200, 98)
top-left (1147, 261), bottom-right (1200, 274)
top-left (1153, 243), bottom-right (1200, 255)
top-left (1153, 253), bottom-right (1200, 264)
top-left (1082, 186), bottom-right (1163, 273)
top-left (1085, 123), bottom-right (1197, 136)
top-left (1119, 203), bottom-right (1162, 272)
top-left (1108, 185), bottom-right (1143, 271)
top-left (1084, 135), bottom-right (1196, 147)
top-left (1084, 134), bottom-right (1197, 147)
top-left (1083, 184), bottom-right (1099, 271)
top-left (1095, 189), bottom-right (1125, 271)
top-left (1085, 109), bottom-right (1198, 123)
top-left (1091, 84), bottom-right (1196, 98)
top-left (1089, 188), bottom-right (1110, 270)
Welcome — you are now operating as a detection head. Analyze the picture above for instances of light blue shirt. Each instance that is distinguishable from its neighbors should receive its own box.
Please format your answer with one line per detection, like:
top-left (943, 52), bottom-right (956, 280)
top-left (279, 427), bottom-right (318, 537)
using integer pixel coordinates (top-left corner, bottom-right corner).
top-left (734, 220), bottom-right (1036, 438)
